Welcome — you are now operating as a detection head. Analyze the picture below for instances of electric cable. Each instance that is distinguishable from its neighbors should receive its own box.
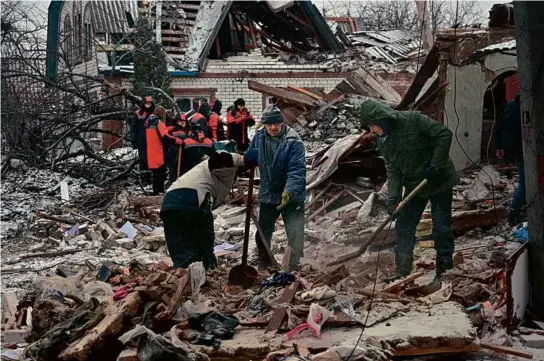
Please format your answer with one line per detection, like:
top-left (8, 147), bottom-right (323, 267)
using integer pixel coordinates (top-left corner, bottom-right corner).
top-left (449, 0), bottom-right (501, 234)
top-left (343, 7), bottom-right (428, 359)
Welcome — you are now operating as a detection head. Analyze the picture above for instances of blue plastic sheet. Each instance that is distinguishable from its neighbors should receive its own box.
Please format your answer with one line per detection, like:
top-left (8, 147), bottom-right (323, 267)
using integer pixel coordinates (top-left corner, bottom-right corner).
top-left (512, 227), bottom-right (528, 243)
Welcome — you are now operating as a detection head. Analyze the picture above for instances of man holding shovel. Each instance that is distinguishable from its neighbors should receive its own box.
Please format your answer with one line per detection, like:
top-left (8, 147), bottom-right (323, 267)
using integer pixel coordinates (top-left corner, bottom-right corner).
top-left (248, 106), bottom-right (306, 270)
top-left (359, 100), bottom-right (459, 281)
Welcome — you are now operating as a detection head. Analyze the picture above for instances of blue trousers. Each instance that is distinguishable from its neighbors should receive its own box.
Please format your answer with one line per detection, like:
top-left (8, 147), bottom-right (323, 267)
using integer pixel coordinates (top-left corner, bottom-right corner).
top-left (255, 202), bottom-right (304, 268)
top-left (395, 189), bottom-right (454, 276)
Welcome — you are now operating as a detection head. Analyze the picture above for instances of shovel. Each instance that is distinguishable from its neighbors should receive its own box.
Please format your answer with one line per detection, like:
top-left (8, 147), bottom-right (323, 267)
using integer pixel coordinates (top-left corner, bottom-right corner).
top-left (327, 179), bottom-right (429, 267)
top-left (228, 167), bottom-right (259, 288)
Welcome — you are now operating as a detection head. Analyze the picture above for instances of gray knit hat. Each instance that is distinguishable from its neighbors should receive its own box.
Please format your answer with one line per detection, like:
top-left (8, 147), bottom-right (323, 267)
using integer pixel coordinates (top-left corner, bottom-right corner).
top-left (261, 106), bottom-right (284, 124)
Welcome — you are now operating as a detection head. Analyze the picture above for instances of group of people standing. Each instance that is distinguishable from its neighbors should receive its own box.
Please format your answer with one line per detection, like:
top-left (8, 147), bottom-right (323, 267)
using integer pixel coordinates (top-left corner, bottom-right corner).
top-left (131, 96), bottom-right (307, 271)
top-left (131, 96), bottom-right (255, 195)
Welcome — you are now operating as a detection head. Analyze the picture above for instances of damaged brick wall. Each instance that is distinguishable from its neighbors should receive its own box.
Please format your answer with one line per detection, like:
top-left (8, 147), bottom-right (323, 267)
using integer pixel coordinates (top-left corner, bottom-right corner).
top-left (376, 71), bottom-right (416, 97)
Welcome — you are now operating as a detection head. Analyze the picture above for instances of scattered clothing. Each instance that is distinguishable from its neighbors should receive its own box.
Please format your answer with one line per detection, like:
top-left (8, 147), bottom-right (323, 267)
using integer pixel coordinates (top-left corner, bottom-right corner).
top-left (259, 271), bottom-right (295, 288)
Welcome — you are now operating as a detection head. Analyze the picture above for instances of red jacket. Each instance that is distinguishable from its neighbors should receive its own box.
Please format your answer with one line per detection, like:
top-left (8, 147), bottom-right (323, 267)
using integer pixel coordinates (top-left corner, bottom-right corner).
top-left (209, 112), bottom-right (226, 141)
top-left (226, 107), bottom-right (255, 152)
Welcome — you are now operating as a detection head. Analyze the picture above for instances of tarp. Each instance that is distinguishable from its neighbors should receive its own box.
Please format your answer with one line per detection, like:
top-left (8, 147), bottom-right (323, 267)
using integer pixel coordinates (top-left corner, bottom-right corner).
top-left (306, 133), bottom-right (362, 190)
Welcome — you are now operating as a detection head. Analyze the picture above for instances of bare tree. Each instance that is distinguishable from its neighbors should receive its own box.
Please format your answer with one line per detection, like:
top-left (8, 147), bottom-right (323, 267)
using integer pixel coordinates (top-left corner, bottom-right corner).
top-left (1, 1), bottom-right (142, 184)
top-left (320, 0), bottom-right (487, 32)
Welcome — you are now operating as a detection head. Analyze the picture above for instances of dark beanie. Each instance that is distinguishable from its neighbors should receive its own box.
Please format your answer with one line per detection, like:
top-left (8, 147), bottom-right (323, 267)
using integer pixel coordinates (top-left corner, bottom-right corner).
top-left (199, 102), bottom-right (211, 115)
top-left (208, 152), bottom-right (235, 170)
top-left (234, 98), bottom-right (245, 107)
top-left (261, 106), bottom-right (284, 124)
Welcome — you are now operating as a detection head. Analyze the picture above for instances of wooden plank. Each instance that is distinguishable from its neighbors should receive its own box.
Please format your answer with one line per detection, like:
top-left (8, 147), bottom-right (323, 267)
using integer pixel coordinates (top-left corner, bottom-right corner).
top-left (162, 37), bottom-right (189, 43)
top-left (248, 80), bottom-right (316, 107)
top-left (355, 68), bottom-right (402, 103)
top-left (164, 46), bottom-right (187, 53)
top-left (480, 343), bottom-right (533, 359)
top-left (161, 29), bottom-right (189, 36)
top-left (381, 272), bottom-right (425, 294)
top-left (287, 84), bottom-right (323, 100)
top-left (59, 292), bottom-right (142, 360)
top-left (397, 45), bottom-right (439, 110)
top-left (346, 70), bottom-right (381, 98)
top-left (96, 44), bottom-right (134, 52)
top-left (2, 292), bottom-right (19, 329)
top-left (266, 280), bottom-right (300, 332)
top-left (306, 189), bottom-right (346, 223)
top-left (395, 343), bottom-right (480, 356)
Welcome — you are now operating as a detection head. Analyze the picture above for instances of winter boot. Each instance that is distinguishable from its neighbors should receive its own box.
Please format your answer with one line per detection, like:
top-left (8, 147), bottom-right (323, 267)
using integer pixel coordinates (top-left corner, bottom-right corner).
top-left (385, 254), bottom-right (413, 283)
top-left (435, 256), bottom-right (453, 282)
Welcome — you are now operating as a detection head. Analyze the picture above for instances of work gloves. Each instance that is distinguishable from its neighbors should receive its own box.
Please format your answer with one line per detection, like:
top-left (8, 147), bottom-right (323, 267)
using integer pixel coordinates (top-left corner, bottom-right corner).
top-left (387, 197), bottom-right (399, 220)
top-left (244, 148), bottom-right (258, 168)
top-left (425, 164), bottom-right (436, 182)
top-left (277, 191), bottom-right (290, 211)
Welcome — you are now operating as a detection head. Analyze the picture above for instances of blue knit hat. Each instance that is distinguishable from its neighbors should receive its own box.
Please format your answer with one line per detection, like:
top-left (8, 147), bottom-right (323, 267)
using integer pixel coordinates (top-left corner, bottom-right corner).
top-left (261, 106), bottom-right (284, 124)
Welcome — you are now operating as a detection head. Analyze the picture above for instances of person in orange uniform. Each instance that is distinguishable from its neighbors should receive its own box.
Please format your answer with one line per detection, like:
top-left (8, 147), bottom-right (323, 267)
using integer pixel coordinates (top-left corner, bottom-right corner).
top-left (209, 98), bottom-right (226, 141)
top-left (166, 113), bottom-right (190, 182)
top-left (145, 106), bottom-right (182, 195)
top-left (226, 98), bottom-right (255, 152)
top-left (132, 96), bottom-right (155, 184)
top-left (190, 102), bottom-right (212, 139)
top-left (181, 123), bottom-right (215, 175)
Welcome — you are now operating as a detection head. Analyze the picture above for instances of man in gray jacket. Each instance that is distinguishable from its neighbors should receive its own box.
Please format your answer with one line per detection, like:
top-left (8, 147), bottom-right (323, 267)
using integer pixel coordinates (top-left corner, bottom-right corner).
top-left (248, 106), bottom-right (306, 270)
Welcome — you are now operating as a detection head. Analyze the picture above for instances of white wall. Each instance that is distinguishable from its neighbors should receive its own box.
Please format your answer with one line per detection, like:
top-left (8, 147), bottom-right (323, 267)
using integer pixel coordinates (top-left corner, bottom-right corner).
top-left (444, 52), bottom-right (518, 170)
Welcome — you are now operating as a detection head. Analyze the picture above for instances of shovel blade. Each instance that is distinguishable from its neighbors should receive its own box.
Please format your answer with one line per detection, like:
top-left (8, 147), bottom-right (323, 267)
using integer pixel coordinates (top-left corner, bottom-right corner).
top-left (228, 264), bottom-right (259, 289)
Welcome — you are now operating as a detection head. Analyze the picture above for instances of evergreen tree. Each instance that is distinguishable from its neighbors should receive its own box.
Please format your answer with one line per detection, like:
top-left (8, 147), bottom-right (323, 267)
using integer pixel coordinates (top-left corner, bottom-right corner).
top-left (132, 17), bottom-right (172, 106)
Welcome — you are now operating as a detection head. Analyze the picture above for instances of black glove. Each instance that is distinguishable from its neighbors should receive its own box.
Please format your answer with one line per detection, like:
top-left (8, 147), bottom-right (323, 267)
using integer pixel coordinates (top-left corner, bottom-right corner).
top-left (388, 197), bottom-right (399, 219)
top-left (425, 164), bottom-right (436, 181)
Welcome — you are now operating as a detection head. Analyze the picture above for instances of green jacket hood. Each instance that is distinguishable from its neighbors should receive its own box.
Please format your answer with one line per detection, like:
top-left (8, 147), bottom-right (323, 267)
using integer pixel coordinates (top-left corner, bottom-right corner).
top-left (359, 100), bottom-right (397, 127)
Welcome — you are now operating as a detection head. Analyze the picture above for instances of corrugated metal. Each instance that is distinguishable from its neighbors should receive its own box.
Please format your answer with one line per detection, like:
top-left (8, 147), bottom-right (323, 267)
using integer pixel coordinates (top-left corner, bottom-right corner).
top-left (91, 0), bottom-right (138, 34)
top-left (467, 39), bottom-right (516, 63)
top-left (348, 29), bottom-right (421, 63)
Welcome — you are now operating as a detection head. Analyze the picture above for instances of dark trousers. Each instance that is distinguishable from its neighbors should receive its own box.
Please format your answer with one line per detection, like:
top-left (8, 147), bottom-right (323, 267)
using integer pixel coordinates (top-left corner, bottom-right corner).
top-left (395, 189), bottom-right (454, 276)
top-left (166, 145), bottom-right (180, 183)
top-left (256, 202), bottom-right (304, 268)
top-left (510, 156), bottom-right (526, 219)
top-left (161, 209), bottom-right (215, 269)
top-left (151, 165), bottom-right (167, 195)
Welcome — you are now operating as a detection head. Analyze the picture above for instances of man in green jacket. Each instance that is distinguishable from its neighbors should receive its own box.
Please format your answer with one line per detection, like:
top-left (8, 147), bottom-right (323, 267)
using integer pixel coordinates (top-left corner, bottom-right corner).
top-left (359, 100), bottom-right (459, 281)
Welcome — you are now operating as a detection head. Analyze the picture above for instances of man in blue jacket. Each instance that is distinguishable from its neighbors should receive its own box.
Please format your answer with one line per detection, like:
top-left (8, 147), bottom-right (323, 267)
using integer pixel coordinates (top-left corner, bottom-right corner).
top-left (248, 106), bottom-right (306, 270)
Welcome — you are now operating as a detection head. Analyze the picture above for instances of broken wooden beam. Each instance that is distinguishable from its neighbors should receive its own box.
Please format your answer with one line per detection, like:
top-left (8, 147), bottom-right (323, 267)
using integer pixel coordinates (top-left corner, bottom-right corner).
top-left (248, 80), bottom-right (317, 107)
top-left (306, 189), bottom-right (345, 223)
top-left (35, 211), bottom-right (76, 225)
top-left (129, 195), bottom-right (163, 209)
top-left (480, 342), bottom-right (533, 359)
top-left (59, 292), bottom-right (142, 361)
top-left (381, 272), bottom-right (425, 294)
top-left (394, 343), bottom-right (480, 357)
top-left (266, 280), bottom-right (300, 333)
top-left (287, 84), bottom-right (323, 100)
top-left (20, 249), bottom-right (83, 260)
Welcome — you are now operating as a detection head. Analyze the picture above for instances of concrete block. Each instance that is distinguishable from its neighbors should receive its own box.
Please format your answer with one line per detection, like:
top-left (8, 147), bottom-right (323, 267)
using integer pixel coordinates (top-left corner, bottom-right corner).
top-left (2, 329), bottom-right (28, 344)
top-left (520, 334), bottom-right (544, 349)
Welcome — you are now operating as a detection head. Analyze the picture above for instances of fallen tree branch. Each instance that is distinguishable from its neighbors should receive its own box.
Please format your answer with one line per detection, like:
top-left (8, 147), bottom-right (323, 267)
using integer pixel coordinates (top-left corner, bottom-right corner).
top-left (35, 211), bottom-right (77, 225)
top-left (20, 249), bottom-right (85, 260)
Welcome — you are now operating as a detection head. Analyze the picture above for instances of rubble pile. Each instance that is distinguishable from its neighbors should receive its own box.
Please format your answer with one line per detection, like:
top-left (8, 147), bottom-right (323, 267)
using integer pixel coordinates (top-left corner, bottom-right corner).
top-left (297, 94), bottom-right (366, 143)
top-left (2, 154), bottom-right (543, 361)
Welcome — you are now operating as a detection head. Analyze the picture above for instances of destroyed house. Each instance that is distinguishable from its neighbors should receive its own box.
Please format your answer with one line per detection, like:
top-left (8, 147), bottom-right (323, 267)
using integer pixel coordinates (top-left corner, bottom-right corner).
top-left (396, 10), bottom-right (517, 171)
top-left (46, 0), bottom-right (355, 120)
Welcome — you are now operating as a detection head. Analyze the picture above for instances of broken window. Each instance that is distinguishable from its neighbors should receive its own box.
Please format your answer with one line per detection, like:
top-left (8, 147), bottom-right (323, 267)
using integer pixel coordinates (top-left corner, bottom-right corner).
top-left (62, 15), bottom-right (73, 67)
top-left (83, 4), bottom-right (93, 60)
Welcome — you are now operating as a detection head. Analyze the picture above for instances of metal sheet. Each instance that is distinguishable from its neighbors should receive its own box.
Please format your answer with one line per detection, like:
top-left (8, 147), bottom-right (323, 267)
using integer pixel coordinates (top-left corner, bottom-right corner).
top-left (91, 0), bottom-right (138, 34)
